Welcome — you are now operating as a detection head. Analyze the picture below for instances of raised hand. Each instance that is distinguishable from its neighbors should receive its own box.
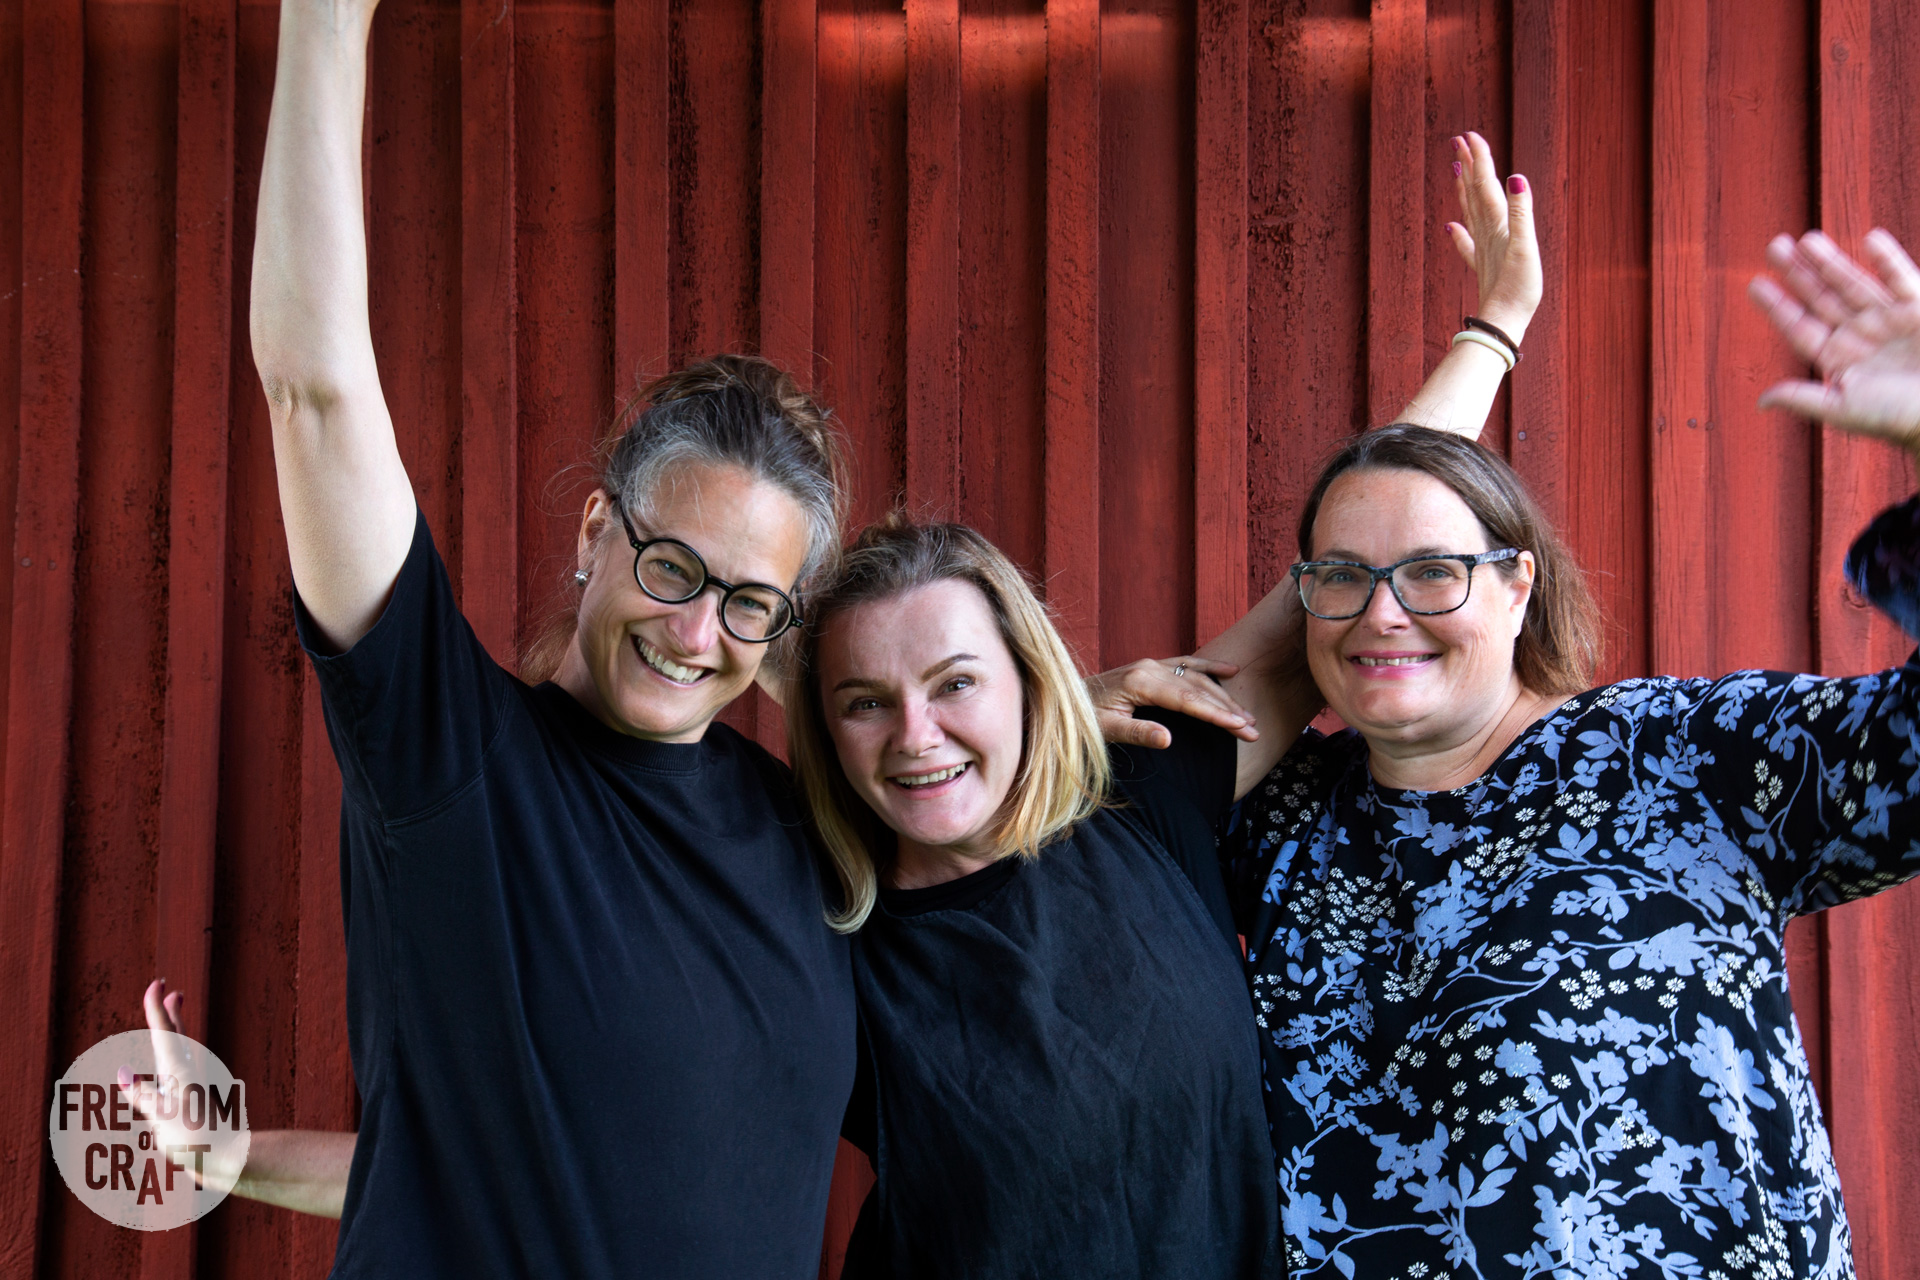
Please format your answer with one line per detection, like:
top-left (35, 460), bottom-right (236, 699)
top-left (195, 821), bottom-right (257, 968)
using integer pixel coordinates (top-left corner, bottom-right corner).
top-left (1444, 131), bottom-right (1541, 342)
top-left (1750, 228), bottom-right (1920, 459)
top-left (115, 979), bottom-right (245, 1195)
top-left (1087, 658), bottom-right (1258, 750)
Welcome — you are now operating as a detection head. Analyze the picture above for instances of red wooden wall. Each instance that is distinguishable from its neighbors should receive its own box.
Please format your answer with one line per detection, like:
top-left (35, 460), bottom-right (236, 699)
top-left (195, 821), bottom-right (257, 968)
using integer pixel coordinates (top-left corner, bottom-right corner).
top-left (3, 1), bottom-right (1918, 1277)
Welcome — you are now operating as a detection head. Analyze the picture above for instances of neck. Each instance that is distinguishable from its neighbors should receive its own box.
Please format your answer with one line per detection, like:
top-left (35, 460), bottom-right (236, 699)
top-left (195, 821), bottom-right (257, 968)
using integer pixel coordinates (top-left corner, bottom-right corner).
top-left (888, 838), bottom-right (1000, 890)
top-left (1363, 679), bottom-right (1569, 792)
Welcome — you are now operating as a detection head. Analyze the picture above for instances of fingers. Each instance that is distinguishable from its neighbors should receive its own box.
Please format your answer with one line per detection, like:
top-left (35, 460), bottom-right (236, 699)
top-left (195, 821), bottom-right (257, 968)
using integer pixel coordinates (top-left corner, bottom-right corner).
top-left (1460, 133), bottom-right (1504, 227)
top-left (1089, 657), bottom-right (1260, 743)
top-left (1748, 274), bottom-right (1832, 365)
top-left (1756, 378), bottom-right (1845, 423)
top-left (144, 978), bottom-right (181, 1034)
top-left (1504, 171), bottom-right (1535, 259)
top-left (1097, 710), bottom-right (1173, 751)
top-left (1865, 228), bottom-right (1920, 302)
top-left (1799, 230), bottom-right (1895, 312)
top-left (1447, 222), bottom-right (1476, 271)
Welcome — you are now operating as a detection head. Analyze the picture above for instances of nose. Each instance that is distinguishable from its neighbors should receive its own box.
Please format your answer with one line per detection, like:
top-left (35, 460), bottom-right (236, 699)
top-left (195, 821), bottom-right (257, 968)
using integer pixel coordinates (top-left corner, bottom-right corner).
top-left (1358, 574), bottom-right (1413, 629)
top-left (895, 695), bottom-right (945, 759)
top-left (661, 586), bottom-right (724, 655)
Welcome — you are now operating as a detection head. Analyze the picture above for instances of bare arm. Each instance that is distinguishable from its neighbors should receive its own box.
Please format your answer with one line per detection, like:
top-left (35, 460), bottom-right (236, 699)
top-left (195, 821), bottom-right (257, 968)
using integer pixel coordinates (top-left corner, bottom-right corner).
top-left (252, 0), bottom-right (415, 650)
top-left (119, 981), bottom-right (356, 1219)
top-left (1195, 132), bottom-right (1543, 798)
top-left (1394, 131), bottom-right (1540, 437)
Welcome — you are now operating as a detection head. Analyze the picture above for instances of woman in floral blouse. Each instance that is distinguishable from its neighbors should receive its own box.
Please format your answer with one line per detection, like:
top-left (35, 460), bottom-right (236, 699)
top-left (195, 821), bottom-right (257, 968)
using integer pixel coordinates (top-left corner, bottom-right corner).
top-left (1178, 228), bottom-right (1920, 1280)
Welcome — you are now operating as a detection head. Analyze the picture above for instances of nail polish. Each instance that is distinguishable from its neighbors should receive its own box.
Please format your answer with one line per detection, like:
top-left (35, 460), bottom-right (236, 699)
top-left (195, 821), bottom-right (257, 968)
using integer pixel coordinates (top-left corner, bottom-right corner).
top-left (1452, 161), bottom-right (1463, 178)
top-left (1508, 173), bottom-right (1528, 194)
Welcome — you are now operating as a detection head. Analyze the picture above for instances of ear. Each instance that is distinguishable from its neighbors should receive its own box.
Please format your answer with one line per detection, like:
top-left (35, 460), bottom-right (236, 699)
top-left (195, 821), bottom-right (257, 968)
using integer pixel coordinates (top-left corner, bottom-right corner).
top-left (576, 489), bottom-right (616, 577)
top-left (1504, 551), bottom-right (1537, 639)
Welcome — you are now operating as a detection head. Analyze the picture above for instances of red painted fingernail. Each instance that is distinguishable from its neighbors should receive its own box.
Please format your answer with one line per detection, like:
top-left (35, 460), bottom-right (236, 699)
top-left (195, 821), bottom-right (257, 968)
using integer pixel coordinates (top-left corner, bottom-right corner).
top-left (1452, 161), bottom-right (1463, 178)
top-left (1508, 174), bottom-right (1528, 194)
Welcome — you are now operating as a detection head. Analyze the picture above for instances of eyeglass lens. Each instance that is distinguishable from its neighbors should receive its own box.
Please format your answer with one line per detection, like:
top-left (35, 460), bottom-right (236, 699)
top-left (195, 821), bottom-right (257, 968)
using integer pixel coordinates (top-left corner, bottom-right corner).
top-left (634, 541), bottom-right (794, 640)
top-left (1298, 558), bottom-right (1476, 619)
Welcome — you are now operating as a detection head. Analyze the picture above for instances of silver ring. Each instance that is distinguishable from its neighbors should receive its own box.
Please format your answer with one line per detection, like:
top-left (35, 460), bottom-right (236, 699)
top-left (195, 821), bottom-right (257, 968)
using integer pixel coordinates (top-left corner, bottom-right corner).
top-left (1172, 662), bottom-right (1188, 678)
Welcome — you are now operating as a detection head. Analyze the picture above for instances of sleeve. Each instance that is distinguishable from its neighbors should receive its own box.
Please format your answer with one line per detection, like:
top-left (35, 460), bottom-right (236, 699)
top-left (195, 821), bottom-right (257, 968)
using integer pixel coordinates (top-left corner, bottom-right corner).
top-left (295, 509), bottom-right (513, 824)
top-left (1108, 707), bottom-right (1240, 947)
top-left (1688, 495), bottom-right (1920, 915)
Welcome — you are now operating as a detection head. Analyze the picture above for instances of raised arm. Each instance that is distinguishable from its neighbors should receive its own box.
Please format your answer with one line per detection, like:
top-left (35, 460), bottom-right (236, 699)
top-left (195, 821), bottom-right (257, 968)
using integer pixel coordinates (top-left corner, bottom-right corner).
top-left (1395, 131), bottom-right (1540, 435)
top-left (251, 0), bottom-right (415, 650)
top-left (1091, 135), bottom-right (1542, 782)
top-left (119, 981), bottom-right (355, 1219)
top-left (1197, 134), bottom-right (1541, 796)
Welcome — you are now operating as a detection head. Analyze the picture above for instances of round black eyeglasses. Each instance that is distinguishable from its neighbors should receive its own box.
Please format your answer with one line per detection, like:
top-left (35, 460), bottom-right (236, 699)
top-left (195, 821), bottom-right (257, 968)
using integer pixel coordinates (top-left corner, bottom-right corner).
top-left (611, 500), bottom-right (803, 643)
top-left (1289, 548), bottom-right (1521, 620)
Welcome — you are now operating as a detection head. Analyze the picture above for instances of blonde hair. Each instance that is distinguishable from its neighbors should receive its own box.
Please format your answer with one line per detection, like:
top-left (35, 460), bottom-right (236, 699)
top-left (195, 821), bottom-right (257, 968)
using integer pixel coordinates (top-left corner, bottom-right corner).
top-left (788, 516), bottom-right (1110, 933)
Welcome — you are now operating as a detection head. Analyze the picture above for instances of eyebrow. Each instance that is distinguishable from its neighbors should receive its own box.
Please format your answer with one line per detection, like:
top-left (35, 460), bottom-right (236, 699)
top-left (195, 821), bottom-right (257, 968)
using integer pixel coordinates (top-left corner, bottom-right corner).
top-left (831, 652), bottom-right (980, 694)
top-left (1314, 545), bottom-right (1458, 563)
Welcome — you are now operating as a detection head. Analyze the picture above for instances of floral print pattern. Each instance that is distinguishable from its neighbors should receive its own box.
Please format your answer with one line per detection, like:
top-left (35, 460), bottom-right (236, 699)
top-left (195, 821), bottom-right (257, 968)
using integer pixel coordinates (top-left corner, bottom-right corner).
top-left (1228, 496), bottom-right (1920, 1280)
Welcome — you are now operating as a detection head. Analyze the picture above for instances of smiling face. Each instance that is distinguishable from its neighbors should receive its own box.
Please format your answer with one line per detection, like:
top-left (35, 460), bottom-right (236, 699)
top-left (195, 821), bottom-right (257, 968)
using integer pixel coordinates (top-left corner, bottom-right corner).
top-left (816, 579), bottom-right (1027, 870)
top-left (556, 462), bottom-right (811, 742)
top-left (1305, 467), bottom-right (1535, 749)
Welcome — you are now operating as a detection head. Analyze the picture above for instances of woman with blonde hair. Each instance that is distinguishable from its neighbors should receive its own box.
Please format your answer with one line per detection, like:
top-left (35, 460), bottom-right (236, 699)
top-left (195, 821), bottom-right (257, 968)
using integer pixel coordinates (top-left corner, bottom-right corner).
top-left (786, 515), bottom-right (1281, 1279)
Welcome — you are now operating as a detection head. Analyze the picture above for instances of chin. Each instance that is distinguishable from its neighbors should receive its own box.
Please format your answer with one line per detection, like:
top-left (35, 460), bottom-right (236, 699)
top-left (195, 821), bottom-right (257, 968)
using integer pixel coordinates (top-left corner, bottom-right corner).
top-left (1333, 692), bottom-right (1437, 737)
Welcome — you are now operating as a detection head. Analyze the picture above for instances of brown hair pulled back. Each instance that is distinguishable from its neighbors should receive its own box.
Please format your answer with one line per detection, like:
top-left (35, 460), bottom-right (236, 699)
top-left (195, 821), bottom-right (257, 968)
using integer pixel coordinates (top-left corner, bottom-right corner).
top-left (1297, 425), bottom-right (1601, 698)
top-left (521, 355), bottom-right (848, 681)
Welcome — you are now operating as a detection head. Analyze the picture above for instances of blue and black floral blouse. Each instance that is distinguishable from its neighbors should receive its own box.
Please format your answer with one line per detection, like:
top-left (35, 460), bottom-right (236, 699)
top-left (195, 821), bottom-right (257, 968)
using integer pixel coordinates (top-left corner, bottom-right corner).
top-left (1228, 495), bottom-right (1920, 1280)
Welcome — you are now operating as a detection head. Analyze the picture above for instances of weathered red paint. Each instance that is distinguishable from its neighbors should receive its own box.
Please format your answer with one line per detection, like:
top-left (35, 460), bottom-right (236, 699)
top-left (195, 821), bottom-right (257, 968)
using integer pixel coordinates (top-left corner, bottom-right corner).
top-left (7, 3), bottom-right (1920, 1278)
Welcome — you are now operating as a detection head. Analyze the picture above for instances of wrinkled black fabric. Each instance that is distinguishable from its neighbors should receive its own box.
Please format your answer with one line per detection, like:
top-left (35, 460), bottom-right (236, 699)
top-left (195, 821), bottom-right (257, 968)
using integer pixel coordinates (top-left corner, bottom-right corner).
top-left (300, 513), bottom-right (856, 1280)
top-left (842, 713), bottom-right (1281, 1280)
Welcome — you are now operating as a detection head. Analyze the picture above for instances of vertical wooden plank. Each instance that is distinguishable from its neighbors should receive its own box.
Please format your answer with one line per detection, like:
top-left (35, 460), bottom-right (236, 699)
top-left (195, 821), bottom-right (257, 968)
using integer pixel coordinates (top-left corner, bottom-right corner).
top-left (1507, 0), bottom-right (1568, 526)
top-left (0, 0), bottom-right (20, 782)
top-left (1365, 0), bottom-right (1425, 425)
top-left (1812, 4), bottom-right (1920, 1276)
top-left (462, 0), bottom-right (518, 664)
top-left (291, 670), bottom-right (350, 1279)
top-left (1099, 3), bottom-right (1194, 668)
top-left (952, 7), bottom-right (1045, 572)
top-left (615, 0), bottom-right (670, 383)
top-left (1244, 2), bottom-right (1369, 610)
top-left (903, 0), bottom-right (961, 516)
top-left (1559, 0), bottom-right (1649, 686)
top-left (762, 0), bottom-right (817, 380)
top-left (1192, 0), bottom-right (1245, 650)
top-left (0, 3), bottom-right (82, 1276)
top-left (753, 0), bottom-right (817, 756)
top-left (1813, 0), bottom-right (1901, 678)
top-left (1647, 0), bottom-right (1710, 678)
top-left (813, 3), bottom-right (908, 527)
top-left (141, 3), bottom-right (236, 1277)
top-left (1044, 0), bottom-right (1099, 666)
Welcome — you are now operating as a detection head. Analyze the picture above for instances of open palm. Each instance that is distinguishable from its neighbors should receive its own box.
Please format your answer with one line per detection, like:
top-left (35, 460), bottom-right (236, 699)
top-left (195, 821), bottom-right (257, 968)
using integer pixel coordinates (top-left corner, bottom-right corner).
top-left (1750, 228), bottom-right (1920, 453)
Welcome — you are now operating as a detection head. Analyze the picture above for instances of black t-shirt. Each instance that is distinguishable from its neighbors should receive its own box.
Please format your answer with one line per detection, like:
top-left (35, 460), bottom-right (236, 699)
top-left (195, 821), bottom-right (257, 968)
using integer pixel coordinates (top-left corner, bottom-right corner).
top-left (841, 711), bottom-right (1281, 1280)
top-left (300, 514), bottom-right (856, 1280)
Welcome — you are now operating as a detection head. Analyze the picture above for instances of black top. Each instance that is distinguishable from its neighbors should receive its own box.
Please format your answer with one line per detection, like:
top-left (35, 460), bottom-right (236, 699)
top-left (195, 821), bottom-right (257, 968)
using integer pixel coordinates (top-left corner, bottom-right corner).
top-left (842, 710), bottom-right (1282, 1280)
top-left (1223, 495), bottom-right (1920, 1280)
top-left (300, 514), bottom-right (856, 1280)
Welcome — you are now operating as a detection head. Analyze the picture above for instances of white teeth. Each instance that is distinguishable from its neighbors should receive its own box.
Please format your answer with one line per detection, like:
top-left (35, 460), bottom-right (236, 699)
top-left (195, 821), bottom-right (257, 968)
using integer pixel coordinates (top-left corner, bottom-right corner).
top-left (892, 763), bottom-right (969, 788)
top-left (637, 638), bottom-right (706, 685)
top-left (1355, 655), bottom-right (1433, 667)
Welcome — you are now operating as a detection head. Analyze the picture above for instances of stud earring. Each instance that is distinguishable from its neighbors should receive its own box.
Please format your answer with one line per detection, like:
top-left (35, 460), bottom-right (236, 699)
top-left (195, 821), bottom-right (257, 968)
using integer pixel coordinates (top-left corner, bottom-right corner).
top-left (574, 569), bottom-right (590, 586)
